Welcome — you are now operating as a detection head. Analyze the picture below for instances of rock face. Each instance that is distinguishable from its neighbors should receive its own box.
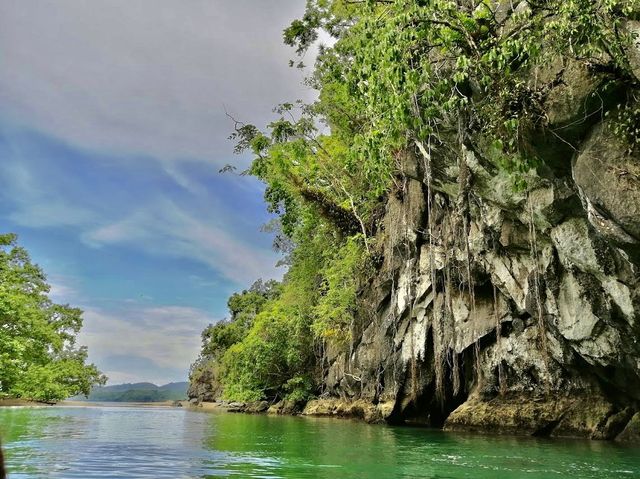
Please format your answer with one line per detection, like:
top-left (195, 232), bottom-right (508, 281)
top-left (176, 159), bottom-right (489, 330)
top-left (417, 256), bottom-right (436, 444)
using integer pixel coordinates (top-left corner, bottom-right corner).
top-left (314, 68), bottom-right (640, 441)
top-left (187, 362), bottom-right (223, 403)
top-left (574, 123), bottom-right (640, 250)
top-left (188, 4), bottom-right (640, 442)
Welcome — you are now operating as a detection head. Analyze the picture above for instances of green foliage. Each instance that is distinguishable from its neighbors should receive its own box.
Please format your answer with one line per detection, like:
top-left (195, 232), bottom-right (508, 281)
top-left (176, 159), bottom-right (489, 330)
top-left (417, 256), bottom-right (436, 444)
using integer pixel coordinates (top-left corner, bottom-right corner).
top-left (291, 0), bottom-right (639, 178)
top-left (190, 279), bottom-right (289, 401)
top-left (217, 222), bottom-right (327, 401)
top-left (194, 0), bottom-right (640, 404)
top-left (192, 213), bottom-right (367, 401)
top-left (0, 234), bottom-right (105, 402)
top-left (221, 300), bottom-right (314, 401)
top-left (312, 235), bottom-right (369, 343)
top-left (197, 279), bottom-right (281, 359)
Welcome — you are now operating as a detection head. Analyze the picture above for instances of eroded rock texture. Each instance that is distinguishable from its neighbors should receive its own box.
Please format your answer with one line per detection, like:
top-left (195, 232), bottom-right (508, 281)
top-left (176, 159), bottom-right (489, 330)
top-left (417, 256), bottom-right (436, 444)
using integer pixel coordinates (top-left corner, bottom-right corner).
top-left (189, 2), bottom-right (640, 442)
top-left (315, 51), bottom-right (640, 442)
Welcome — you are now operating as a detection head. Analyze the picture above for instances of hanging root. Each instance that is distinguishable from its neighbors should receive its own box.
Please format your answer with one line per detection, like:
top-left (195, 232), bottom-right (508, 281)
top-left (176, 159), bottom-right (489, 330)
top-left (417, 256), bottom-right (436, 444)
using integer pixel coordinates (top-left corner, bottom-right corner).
top-left (528, 201), bottom-right (547, 351)
top-left (410, 322), bottom-right (418, 402)
top-left (444, 212), bottom-right (460, 397)
top-left (493, 284), bottom-right (506, 396)
top-left (461, 213), bottom-right (482, 386)
top-left (417, 135), bottom-right (447, 407)
top-left (430, 196), bottom-right (446, 405)
top-left (527, 198), bottom-right (551, 393)
top-left (452, 352), bottom-right (460, 397)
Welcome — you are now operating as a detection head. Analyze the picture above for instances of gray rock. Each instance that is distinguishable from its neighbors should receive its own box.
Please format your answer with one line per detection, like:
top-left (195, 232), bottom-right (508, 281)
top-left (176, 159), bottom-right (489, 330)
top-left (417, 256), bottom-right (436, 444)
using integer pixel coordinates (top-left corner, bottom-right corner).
top-left (574, 123), bottom-right (640, 242)
top-left (616, 412), bottom-right (640, 442)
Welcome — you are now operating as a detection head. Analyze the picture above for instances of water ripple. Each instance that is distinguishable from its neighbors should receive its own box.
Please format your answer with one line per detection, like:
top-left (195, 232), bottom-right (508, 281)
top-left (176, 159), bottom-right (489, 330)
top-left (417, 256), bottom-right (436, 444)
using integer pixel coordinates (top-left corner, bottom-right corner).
top-left (0, 406), bottom-right (638, 478)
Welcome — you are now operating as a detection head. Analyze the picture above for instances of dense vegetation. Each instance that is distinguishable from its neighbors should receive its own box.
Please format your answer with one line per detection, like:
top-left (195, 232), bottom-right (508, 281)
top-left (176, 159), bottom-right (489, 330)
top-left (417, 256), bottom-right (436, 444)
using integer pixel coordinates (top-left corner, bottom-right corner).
top-left (0, 234), bottom-right (105, 402)
top-left (192, 0), bottom-right (640, 402)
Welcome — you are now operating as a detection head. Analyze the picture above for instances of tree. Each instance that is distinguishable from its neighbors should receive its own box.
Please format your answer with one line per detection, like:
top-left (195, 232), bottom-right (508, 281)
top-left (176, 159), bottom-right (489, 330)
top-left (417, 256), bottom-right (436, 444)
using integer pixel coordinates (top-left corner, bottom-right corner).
top-left (0, 234), bottom-right (106, 402)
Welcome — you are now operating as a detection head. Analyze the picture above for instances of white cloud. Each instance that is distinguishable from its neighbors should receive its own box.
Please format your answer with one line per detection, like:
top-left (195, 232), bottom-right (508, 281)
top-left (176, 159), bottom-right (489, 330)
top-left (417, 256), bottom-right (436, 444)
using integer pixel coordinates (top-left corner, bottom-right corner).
top-left (8, 200), bottom-right (95, 229)
top-left (48, 278), bottom-right (79, 304)
top-left (78, 304), bottom-right (219, 384)
top-left (0, 152), bottom-right (280, 286)
top-left (104, 371), bottom-right (152, 386)
top-left (0, 0), bottom-right (315, 166)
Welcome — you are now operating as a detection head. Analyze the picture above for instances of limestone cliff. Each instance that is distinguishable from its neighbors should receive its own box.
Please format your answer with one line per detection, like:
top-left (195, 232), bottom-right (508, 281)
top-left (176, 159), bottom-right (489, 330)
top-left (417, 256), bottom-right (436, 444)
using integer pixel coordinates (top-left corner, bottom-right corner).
top-left (190, 3), bottom-right (640, 442)
top-left (311, 53), bottom-right (640, 441)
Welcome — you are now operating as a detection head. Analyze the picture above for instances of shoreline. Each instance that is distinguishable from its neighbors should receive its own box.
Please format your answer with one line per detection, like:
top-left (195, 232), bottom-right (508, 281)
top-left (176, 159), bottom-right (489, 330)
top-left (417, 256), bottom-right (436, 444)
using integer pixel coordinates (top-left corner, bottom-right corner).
top-left (5, 396), bottom-right (636, 444)
top-left (184, 398), bottom-right (640, 444)
top-left (0, 398), bottom-right (55, 407)
top-left (179, 400), bottom-right (221, 411)
top-left (0, 398), bottom-right (185, 408)
top-left (59, 400), bottom-right (181, 408)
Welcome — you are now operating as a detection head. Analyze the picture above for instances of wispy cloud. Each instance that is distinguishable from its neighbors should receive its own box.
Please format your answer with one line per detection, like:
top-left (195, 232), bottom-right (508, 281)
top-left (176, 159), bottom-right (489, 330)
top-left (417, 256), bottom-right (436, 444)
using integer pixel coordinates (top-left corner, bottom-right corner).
top-left (82, 199), bottom-right (280, 285)
top-left (0, 133), bottom-right (281, 286)
top-left (1, 158), bottom-right (95, 228)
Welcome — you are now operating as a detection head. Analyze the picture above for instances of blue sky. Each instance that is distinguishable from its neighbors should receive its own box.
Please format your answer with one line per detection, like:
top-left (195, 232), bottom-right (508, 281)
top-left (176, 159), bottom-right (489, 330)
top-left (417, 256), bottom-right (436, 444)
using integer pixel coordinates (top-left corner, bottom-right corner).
top-left (0, 0), bottom-right (316, 385)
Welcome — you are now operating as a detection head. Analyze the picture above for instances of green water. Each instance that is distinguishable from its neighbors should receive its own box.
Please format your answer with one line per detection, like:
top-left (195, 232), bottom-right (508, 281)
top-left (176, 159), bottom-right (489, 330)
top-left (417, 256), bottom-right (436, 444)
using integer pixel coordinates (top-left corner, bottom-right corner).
top-left (0, 405), bottom-right (638, 478)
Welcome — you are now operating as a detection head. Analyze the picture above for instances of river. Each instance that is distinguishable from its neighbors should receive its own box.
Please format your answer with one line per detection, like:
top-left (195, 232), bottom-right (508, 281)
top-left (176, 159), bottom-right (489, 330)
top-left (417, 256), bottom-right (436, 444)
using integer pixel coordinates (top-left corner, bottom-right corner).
top-left (0, 404), bottom-right (638, 478)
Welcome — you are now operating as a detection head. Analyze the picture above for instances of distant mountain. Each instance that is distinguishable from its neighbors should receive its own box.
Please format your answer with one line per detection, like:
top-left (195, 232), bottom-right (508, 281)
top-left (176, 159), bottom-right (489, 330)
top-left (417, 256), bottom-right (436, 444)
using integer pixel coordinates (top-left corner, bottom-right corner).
top-left (70, 381), bottom-right (189, 402)
top-left (158, 382), bottom-right (189, 393)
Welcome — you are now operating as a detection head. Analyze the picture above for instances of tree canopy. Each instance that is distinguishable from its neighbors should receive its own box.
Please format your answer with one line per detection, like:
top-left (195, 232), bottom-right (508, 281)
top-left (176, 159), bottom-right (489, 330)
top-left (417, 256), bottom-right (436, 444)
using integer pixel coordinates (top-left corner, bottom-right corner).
top-left (0, 234), bottom-right (105, 402)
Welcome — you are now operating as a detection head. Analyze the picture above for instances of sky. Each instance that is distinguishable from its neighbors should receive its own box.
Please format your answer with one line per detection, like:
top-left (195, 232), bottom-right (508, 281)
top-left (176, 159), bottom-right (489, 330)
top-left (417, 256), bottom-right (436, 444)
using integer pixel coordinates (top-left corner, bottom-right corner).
top-left (0, 0), bottom-right (317, 385)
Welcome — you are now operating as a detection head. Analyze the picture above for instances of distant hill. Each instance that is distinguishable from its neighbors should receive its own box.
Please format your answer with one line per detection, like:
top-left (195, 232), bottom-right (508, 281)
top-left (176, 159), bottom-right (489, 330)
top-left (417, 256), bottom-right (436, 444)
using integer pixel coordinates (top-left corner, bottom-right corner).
top-left (70, 381), bottom-right (189, 402)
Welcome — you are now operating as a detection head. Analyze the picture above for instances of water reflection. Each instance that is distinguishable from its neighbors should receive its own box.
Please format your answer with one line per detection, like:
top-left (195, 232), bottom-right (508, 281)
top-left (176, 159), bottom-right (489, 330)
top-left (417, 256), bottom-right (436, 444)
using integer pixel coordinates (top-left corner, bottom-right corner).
top-left (0, 406), bottom-right (637, 478)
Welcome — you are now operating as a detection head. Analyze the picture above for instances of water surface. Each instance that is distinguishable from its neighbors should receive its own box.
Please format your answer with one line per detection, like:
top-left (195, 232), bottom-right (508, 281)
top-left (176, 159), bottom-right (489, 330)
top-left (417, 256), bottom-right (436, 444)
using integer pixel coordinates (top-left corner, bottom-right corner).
top-left (0, 405), bottom-right (638, 478)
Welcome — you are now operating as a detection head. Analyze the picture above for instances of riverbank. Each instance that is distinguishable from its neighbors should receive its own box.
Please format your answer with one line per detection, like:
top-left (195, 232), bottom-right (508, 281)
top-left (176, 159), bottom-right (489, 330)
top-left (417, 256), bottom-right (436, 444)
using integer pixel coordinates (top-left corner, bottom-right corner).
top-left (0, 398), bottom-right (53, 407)
top-left (179, 400), bottom-right (222, 411)
top-left (0, 398), bottom-right (184, 408)
top-left (184, 397), bottom-right (640, 444)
